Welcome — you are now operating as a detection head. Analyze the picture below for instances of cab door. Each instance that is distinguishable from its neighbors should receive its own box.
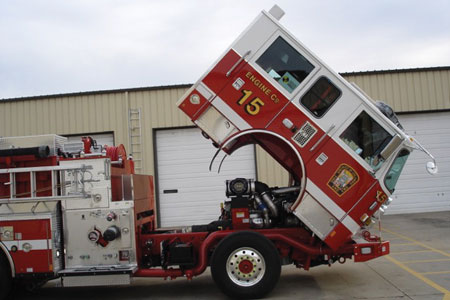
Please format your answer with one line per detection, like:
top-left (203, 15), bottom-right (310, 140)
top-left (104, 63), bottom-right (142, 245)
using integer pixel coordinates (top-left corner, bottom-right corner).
top-left (309, 106), bottom-right (396, 212)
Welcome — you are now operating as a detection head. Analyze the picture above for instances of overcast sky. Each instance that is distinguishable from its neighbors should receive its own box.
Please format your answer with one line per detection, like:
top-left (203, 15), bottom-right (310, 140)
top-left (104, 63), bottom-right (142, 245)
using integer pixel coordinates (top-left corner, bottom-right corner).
top-left (1, 0), bottom-right (449, 99)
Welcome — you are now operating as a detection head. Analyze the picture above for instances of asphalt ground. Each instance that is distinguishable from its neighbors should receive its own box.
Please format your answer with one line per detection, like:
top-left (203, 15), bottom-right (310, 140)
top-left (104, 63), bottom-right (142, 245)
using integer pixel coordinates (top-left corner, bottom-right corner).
top-left (12, 211), bottom-right (450, 300)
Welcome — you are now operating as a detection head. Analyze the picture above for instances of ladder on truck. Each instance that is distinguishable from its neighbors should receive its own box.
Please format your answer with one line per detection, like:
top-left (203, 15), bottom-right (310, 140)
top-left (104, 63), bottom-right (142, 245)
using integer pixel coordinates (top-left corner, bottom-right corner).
top-left (0, 164), bottom-right (93, 206)
top-left (128, 108), bottom-right (144, 173)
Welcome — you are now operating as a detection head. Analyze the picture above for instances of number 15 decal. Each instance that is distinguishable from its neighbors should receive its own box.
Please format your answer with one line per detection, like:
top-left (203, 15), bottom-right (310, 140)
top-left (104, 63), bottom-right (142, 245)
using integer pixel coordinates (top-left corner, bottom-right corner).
top-left (237, 90), bottom-right (265, 115)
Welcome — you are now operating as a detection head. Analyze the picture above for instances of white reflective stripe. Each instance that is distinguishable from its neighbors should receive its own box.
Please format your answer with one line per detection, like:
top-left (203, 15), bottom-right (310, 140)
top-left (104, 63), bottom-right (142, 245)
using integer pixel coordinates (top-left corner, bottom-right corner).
top-left (342, 215), bottom-right (361, 235)
top-left (3, 241), bottom-right (19, 250)
top-left (197, 82), bottom-right (214, 101)
top-left (3, 239), bottom-right (52, 251)
top-left (306, 179), bottom-right (345, 220)
top-left (212, 96), bottom-right (251, 130)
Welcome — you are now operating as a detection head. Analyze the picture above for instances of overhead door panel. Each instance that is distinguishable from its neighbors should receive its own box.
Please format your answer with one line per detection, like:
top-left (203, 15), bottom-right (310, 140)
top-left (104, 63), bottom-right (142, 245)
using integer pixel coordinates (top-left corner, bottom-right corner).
top-left (156, 127), bottom-right (256, 227)
top-left (387, 112), bottom-right (450, 214)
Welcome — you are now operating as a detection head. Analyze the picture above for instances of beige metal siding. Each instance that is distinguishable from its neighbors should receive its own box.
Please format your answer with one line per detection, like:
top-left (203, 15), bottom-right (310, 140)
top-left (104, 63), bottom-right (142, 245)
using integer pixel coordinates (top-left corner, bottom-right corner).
top-left (0, 87), bottom-right (192, 177)
top-left (0, 93), bottom-right (129, 142)
top-left (128, 88), bottom-right (191, 175)
top-left (256, 146), bottom-right (289, 186)
top-left (1, 67), bottom-right (449, 189)
top-left (342, 68), bottom-right (450, 112)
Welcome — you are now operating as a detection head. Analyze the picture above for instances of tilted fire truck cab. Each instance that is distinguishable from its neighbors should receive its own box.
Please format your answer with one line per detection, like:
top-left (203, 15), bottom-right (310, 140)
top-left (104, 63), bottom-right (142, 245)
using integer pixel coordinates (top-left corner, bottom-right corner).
top-left (177, 5), bottom-right (427, 251)
top-left (0, 6), bottom-right (436, 300)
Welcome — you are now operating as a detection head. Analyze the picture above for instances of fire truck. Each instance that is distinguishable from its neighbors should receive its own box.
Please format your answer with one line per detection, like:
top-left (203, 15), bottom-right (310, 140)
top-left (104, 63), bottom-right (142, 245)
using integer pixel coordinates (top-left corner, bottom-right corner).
top-left (0, 5), bottom-right (437, 299)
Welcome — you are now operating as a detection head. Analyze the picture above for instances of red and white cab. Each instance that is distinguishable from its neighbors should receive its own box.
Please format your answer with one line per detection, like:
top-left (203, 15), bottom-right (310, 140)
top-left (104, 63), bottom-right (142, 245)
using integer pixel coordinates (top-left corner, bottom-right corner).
top-left (177, 5), bottom-right (428, 250)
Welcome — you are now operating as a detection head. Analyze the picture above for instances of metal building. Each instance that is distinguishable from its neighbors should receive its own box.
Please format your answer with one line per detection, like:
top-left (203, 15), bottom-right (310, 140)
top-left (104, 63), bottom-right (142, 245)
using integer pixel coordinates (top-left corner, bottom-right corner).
top-left (1, 67), bottom-right (449, 226)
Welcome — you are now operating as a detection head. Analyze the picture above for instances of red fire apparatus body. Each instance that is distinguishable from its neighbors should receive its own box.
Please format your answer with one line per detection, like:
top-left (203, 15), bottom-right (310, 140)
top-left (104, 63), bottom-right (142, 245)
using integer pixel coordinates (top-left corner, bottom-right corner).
top-left (0, 5), bottom-right (437, 299)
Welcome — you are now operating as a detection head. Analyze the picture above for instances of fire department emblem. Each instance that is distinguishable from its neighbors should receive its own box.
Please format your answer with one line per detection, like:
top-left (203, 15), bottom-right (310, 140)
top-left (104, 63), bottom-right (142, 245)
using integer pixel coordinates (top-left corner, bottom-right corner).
top-left (328, 164), bottom-right (359, 196)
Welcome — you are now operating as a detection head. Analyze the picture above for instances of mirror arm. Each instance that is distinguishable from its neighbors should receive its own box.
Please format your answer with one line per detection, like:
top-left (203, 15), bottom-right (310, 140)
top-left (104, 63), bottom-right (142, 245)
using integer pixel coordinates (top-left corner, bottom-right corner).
top-left (410, 136), bottom-right (436, 164)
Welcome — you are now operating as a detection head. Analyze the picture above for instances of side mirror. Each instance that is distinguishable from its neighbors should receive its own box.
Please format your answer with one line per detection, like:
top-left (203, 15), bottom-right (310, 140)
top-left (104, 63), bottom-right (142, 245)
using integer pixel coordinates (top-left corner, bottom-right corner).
top-left (380, 134), bottom-right (403, 160)
top-left (426, 161), bottom-right (438, 175)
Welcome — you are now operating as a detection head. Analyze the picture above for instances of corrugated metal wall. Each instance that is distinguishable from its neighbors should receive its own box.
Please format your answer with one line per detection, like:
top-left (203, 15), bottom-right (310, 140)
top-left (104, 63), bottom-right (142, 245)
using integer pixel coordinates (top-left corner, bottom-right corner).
top-left (343, 67), bottom-right (450, 112)
top-left (0, 68), bottom-right (449, 187)
top-left (0, 92), bottom-right (129, 144)
top-left (0, 87), bottom-right (191, 178)
top-left (127, 88), bottom-right (191, 174)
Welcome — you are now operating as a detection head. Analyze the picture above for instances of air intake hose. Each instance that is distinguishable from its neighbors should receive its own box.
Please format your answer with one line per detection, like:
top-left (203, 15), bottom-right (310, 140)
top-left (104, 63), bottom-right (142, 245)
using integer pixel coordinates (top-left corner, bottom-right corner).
top-left (254, 181), bottom-right (278, 217)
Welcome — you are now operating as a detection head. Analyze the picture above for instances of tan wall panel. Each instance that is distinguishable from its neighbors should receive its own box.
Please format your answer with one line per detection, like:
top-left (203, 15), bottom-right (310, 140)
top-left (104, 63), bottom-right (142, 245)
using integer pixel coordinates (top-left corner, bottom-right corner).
top-left (1, 92), bottom-right (129, 156)
top-left (1, 68), bottom-right (449, 189)
top-left (342, 68), bottom-right (450, 112)
top-left (127, 87), bottom-right (191, 175)
top-left (256, 146), bottom-right (289, 187)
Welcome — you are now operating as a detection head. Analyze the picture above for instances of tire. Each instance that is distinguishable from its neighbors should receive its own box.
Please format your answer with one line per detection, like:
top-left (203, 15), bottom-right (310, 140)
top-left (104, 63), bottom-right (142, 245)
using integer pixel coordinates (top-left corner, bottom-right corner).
top-left (211, 231), bottom-right (281, 299)
top-left (0, 254), bottom-right (12, 300)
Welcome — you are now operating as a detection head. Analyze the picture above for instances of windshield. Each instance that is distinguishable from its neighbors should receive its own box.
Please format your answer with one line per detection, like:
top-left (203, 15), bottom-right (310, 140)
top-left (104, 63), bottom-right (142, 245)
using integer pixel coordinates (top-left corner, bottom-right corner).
top-left (385, 149), bottom-right (410, 193)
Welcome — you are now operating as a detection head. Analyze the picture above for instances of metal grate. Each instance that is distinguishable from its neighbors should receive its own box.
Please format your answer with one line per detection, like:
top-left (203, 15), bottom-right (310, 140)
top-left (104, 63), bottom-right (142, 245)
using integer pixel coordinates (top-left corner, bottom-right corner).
top-left (292, 121), bottom-right (317, 147)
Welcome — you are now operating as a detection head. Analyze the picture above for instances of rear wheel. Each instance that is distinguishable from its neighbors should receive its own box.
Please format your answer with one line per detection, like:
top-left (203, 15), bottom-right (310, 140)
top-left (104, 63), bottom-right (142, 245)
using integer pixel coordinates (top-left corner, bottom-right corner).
top-left (211, 231), bottom-right (281, 299)
top-left (0, 254), bottom-right (12, 300)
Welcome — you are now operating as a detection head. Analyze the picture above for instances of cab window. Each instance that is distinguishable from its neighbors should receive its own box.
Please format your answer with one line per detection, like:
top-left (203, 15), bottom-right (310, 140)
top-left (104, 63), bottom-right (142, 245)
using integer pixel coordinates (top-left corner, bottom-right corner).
top-left (340, 111), bottom-right (393, 169)
top-left (256, 36), bottom-right (314, 93)
top-left (385, 149), bottom-right (410, 192)
top-left (301, 77), bottom-right (341, 117)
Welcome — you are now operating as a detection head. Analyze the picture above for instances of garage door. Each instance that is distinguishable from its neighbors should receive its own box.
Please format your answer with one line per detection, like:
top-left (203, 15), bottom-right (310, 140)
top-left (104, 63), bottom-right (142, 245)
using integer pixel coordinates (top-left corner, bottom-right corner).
top-left (387, 111), bottom-right (450, 214)
top-left (156, 128), bottom-right (256, 227)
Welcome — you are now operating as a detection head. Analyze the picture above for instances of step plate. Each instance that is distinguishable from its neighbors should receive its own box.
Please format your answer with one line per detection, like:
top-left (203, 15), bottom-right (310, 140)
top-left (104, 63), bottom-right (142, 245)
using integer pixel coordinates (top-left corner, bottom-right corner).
top-left (59, 265), bottom-right (136, 276)
top-left (62, 274), bottom-right (131, 287)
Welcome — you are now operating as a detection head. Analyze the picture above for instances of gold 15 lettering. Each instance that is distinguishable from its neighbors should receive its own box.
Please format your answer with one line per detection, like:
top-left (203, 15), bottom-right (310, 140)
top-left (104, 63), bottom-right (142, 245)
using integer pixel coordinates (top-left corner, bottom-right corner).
top-left (237, 89), bottom-right (265, 116)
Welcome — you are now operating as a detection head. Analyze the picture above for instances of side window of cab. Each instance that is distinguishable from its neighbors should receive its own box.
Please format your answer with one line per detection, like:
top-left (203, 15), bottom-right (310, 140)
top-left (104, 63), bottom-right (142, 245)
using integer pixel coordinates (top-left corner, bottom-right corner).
top-left (300, 77), bottom-right (341, 117)
top-left (256, 36), bottom-right (314, 93)
top-left (339, 111), bottom-right (393, 170)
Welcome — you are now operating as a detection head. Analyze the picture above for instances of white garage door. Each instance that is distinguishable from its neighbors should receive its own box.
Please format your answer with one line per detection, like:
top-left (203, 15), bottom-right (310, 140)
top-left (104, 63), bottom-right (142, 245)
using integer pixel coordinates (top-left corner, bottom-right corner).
top-left (387, 111), bottom-right (450, 214)
top-left (156, 128), bottom-right (256, 227)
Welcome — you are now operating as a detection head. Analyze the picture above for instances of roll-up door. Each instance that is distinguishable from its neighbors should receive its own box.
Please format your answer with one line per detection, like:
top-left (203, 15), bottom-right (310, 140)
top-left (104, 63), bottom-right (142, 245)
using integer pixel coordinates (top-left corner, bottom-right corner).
top-left (387, 112), bottom-right (450, 214)
top-left (156, 127), bottom-right (256, 227)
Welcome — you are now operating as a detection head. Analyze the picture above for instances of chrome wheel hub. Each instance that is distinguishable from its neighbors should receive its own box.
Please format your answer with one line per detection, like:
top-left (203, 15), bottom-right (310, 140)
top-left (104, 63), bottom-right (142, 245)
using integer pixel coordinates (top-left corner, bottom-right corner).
top-left (226, 247), bottom-right (265, 286)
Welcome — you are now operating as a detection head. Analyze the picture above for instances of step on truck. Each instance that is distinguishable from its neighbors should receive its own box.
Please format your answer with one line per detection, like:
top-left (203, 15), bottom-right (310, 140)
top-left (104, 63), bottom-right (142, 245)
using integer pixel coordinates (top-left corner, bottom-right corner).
top-left (0, 5), bottom-right (437, 299)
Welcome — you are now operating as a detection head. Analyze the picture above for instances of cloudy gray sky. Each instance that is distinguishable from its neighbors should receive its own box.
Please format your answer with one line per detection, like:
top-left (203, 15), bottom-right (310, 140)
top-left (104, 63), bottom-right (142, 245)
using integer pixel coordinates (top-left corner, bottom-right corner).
top-left (1, 0), bottom-right (449, 99)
